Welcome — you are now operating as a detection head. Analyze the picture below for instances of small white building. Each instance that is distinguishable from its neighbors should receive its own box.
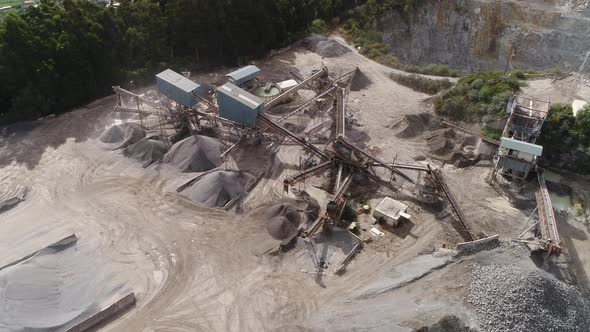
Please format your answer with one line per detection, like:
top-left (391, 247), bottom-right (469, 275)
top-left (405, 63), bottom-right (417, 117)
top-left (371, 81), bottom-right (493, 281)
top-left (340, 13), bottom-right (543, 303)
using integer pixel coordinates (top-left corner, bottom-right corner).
top-left (373, 197), bottom-right (411, 227)
top-left (572, 99), bottom-right (588, 117)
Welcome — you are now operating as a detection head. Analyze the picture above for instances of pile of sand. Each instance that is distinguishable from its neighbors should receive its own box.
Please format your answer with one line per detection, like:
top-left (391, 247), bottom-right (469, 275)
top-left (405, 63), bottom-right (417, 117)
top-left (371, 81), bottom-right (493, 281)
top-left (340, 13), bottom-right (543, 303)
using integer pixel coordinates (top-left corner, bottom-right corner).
top-left (99, 123), bottom-right (145, 149)
top-left (180, 170), bottom-right (255, 208)
top-left (302, 35), bottom-right (351, 58)
top-left (425, 128), bottom-right (456, 154)
top-left (0, 184), bottom-right (27, 213)
top-left (122, 138), bottom-right (168, 167)
top-left (0, 241), bottom-right (128, 331)
top-left (350, 70), bottom-right (372, 91)
top-left (388, 113), bottom-right (432, 138)
top-left (163, 135), bottom-right (224, 173)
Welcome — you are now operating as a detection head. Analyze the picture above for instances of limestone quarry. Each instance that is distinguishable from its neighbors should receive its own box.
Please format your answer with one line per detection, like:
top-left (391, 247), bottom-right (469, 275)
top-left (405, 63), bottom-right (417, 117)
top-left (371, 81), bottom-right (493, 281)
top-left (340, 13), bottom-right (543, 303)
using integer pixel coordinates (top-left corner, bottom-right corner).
top-left (1, 2), bottom-right (590, 332)
top-left (381, 0), bottom-right (590, 73)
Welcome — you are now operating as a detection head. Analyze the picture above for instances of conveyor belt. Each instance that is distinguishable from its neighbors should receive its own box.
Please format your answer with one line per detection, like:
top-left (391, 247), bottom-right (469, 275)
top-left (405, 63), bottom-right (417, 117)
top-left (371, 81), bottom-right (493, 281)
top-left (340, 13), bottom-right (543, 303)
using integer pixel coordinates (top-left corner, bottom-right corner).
top-left (335, 87), bottom-right (346, 137)
top-left (536, 171), bottom-right (561, 252)
top-left (370, 162), bottom-right (429, 172)
top-left (431, 169), bottom-right (475, 241)
top-left (258, 113), bottom-right (329, 159)
top-left (335, 136), bottom-right (415, 183)
top-left (442, 121), bottom-right (500, 146)
top-left (265, 68), bottom-right (328, 109)
top-left (275, 87), bottom-right (336, 124)
top-left (284, 161), bottom-right (334, 188)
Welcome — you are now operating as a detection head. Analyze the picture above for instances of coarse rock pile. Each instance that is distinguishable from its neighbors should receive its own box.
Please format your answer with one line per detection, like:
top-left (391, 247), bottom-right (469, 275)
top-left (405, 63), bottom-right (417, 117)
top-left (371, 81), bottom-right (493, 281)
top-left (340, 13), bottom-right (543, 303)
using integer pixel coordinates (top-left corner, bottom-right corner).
top-left (122, 138), bottom-right (168, 167)
top-left (350, 69), bottom-right (372, 91)
top-left (260, 204), bottom-right (302, 241)
top-left (99, 123), bottom-right (146, 149)
top-left (180, 170), bottom-right (255, 208)
top-left (163, 135), bottom-right (224, 173)
top-left (469, 263), bottom-right (590, 332)
top-left (302, 34), bottom-right (351, 58)
top-left (388, 113), bottom-right (432, 138)
top-left (426, 128), bottom-right (456, 154)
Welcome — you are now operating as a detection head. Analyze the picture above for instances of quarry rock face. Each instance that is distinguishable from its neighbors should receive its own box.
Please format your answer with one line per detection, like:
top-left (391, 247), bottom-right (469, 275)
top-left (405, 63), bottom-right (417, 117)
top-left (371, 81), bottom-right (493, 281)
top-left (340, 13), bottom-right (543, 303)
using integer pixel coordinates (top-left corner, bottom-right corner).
top-left (381, 0), bottom-right (590, 73)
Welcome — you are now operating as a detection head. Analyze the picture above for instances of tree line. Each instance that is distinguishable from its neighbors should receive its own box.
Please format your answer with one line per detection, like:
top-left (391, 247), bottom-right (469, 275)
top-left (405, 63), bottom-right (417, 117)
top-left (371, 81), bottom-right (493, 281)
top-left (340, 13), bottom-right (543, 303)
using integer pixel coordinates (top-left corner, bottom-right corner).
top-left (0, 0), bottom-right (364, 124)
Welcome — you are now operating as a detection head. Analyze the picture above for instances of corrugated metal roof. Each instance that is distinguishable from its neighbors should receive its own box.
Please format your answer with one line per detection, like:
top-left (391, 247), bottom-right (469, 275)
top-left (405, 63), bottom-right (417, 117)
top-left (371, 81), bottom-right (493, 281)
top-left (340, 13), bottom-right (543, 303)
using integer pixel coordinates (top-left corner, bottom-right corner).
top-left (226, 65), bottom-right (260, 81)
top-left (500, 137), bottom-right (543, 156)
top-left (156, 69), bottom-right (199, 93)
top-left (218, 83), bottom-right (263, 109)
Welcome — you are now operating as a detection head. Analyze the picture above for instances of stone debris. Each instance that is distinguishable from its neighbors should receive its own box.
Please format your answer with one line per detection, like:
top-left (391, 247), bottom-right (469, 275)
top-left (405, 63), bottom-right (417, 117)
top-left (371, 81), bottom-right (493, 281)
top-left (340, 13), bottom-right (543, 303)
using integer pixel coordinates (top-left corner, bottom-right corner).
top-left (469, 263), bottom-right (590, 332)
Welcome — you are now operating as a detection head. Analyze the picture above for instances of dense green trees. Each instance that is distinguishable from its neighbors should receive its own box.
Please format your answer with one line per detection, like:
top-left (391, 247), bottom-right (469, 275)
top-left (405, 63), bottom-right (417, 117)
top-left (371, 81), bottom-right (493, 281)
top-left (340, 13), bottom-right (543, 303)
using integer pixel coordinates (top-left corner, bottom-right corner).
top-left (0, 0), bottom-right (360, 124)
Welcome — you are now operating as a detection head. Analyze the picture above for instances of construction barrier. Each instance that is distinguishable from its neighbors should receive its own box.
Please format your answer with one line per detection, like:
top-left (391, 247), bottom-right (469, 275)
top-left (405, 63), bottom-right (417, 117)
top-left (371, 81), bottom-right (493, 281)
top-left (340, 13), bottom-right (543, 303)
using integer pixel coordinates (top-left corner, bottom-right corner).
top-left (456, 234), bottom-right (500, 254)
top-left (66, 292), bottom-right (136, 332)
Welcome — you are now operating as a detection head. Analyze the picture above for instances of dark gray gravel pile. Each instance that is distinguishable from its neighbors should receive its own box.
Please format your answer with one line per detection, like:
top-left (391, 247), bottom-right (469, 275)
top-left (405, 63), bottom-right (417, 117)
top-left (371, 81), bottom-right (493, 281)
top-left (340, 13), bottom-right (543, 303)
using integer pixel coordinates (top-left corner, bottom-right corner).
top-left (469, 263), bottom-right (590, 332)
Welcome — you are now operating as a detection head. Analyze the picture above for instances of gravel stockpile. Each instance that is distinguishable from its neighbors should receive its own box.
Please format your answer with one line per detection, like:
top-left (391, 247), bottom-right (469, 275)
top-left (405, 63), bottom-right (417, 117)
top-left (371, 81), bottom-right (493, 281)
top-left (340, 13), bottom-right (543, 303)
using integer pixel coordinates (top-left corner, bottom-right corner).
top-left (426, 128), bottom-right (456, 154)
top-left (350, 70), bottom-right (372, 91)
top-left (387, 113), bottom-right (432, 138)
top-left (180, 170), bottom-right (254, 208)
top-left (262, 204), bottom-right (302, 240)
top-left (122, 138), bottom-right (168, 167)
top-left (469, 263), bottom-right (590, 332)
top-left (163, 135), bottom-right (224, 173)
top-left (99, 123), bottom-right (146, 149)
top-left (302, 35), bottom-right (351, 58)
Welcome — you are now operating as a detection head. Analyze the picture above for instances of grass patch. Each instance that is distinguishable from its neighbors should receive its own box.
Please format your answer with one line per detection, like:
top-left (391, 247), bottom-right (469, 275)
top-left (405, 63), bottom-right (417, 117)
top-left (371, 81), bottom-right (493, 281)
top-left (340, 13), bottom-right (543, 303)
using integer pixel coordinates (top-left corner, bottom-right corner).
top-left (389, 73), bottom-right (453, 94)
top-left (481, 125), bottom-right (502, 140)
top-left (433, 71), bottom-right (524, 122)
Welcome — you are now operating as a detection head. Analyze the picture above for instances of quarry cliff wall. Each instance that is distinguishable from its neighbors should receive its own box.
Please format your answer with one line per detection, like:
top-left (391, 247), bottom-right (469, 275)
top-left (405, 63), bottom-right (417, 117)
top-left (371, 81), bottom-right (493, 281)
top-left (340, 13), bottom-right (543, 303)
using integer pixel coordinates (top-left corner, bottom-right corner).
top-left (381, 0), bottom-right (590, 72)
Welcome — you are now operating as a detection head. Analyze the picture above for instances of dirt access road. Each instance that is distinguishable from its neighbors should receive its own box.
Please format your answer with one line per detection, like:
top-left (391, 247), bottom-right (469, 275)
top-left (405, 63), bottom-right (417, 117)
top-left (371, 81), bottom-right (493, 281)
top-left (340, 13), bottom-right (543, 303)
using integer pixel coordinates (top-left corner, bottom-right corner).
top-left (0, 35), bottom-right (585, 331)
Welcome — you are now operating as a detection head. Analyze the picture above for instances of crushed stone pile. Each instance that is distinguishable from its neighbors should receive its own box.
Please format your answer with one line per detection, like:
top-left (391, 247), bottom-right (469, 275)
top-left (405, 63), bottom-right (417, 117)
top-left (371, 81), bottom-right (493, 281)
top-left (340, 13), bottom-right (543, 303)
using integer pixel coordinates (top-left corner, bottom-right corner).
top-left (302, 34), bottom-right (351, 58)
top-left (180, 170), bottom-right (255, 208)
top-left (388, 113), bottom-right (432, 138)
top-left (350, 69), bottom-right (372, 91)
top-left (99, 123), bottom-right (145, 149)
top-left (469, 263), bottom-right (590, 332)
top-left (260, 204), bottom-right (302, 240)
top-left (163, 135), bottom-right (224, 173)
top-left (122, 138), bottom-right (168, 167)
top-left (426, 128), bottom-right (456, 154)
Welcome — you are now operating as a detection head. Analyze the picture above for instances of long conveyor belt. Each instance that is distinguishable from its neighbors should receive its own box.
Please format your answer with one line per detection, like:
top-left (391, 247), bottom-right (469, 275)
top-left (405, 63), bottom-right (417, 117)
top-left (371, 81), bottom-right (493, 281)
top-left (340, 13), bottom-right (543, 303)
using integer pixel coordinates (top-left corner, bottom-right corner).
top-left (284, 161), bottom-right (334, 188)
top-left (431, 169), bottom-right (475, 241)
top-left (335, 136), bottom-right (415, 183)
top-left (265, 68), bottom-right (328, 109)
top-left (536, 171), bottom-right (561, 252)
top-left (258, 113), bottom-right (329, 159)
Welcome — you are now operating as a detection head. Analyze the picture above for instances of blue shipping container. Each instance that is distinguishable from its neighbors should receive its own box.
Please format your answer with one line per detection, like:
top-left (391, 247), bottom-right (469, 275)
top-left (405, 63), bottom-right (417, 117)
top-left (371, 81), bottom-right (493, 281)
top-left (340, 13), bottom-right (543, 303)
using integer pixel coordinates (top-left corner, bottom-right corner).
top-left (156, 69), bottom-right (207, 107)
top-left (225, 65), bottom-right (261, 87)
top-left (217, 83), bottom-right (264, 127)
